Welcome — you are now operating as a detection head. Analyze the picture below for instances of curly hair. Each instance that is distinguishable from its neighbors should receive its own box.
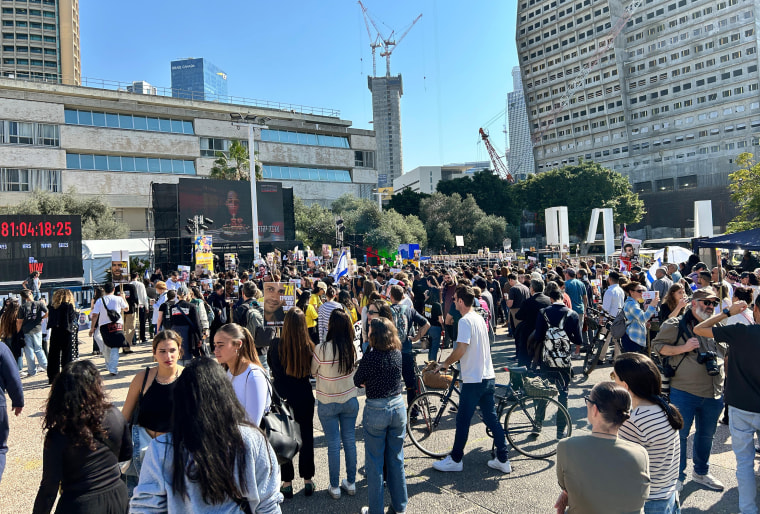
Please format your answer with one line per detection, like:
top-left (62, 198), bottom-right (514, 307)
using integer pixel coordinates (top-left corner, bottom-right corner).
top-left (43, 360), bottom-right (111, 450)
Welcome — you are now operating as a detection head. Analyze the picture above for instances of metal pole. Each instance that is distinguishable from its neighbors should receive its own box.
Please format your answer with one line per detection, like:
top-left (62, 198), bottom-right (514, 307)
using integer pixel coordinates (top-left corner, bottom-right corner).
top-left (248, 124), bottom-right (260, 263)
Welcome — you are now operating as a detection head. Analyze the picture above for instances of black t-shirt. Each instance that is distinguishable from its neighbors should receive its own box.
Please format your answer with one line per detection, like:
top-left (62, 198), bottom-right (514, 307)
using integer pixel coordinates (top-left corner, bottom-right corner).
top-left (18, 300), bottom-right (47, 334)
top-left (508, 283), bottom-right (530, 309)
top-left (713, 324), bottom-right (760, 413)
top-left (424, 301), bottom-right (443, 327)
top-left (116, 283), bottom-right (138, 314)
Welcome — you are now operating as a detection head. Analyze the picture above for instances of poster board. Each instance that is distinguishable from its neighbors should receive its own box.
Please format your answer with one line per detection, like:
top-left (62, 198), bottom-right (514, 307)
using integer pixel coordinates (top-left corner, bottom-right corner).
top-left (262, 281), bottom-right (295, 327)
top-left (111, 250), bottom-right (129, 284)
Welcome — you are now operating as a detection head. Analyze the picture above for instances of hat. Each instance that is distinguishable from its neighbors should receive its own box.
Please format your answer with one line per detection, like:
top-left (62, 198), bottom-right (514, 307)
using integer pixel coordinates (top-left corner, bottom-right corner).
top-left (692, 287), bottom-right (719, 301)
top-left (530, 272), bottom-right (543, 281)
top-left (316, 281), bottom-right (327, 291)
top-left (155, 281), bottom-right (167, 290)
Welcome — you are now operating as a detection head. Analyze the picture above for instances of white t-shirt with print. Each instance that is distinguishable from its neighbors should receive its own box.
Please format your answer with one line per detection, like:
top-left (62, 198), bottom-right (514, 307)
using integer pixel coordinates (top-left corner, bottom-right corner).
top-left (457, 310), bottom-right (495, 383)
top-left (91, 294), bottom-right (128, 327)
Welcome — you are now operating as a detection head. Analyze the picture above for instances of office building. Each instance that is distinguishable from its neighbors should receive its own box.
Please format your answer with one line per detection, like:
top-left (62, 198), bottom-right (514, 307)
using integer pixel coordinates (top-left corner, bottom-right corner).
top-left (126, 80), bottom-right (157, 95)
top-left (507, 66), bottom-right (536, 180)
top-left (0, 0), bottom-right (80, 85)
top-left (0, 76), bottom-right (377, 236)
top-left (393, 161), bottom-right (491, 194)
top-left (368, 74), bottom-right (404, 187)
top-left (516, 0), bottom-right (748, 235)
top-left (170, 57), bottom-right (228, 101)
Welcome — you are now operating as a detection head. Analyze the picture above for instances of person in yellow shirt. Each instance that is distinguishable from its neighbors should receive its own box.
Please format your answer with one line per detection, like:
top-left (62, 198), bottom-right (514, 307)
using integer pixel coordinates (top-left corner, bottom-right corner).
top-left (338, 290), bottom-right (360, 324)
top-left (297, 290), bottom-right (320, 344)
top-left (311, 281), bottom-right (327, 310)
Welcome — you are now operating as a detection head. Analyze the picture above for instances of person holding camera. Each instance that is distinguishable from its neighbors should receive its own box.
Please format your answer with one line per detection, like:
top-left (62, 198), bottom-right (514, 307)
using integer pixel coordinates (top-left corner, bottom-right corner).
top-left (694, 296), bottom-right (760, 514)
top-left (652, 287), bottom-right (727, 492)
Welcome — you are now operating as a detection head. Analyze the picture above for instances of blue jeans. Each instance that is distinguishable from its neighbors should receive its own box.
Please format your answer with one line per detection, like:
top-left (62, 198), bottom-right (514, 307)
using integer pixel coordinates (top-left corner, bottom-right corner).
top-left (0, 404), bottom-right (7, 484)
top-left (451, 379), bottom-right (509, 463)
top-left (669, 387), bottom-right (723, 480)
top-left (23, 332), bottom-right (47, 375)
top-left (362, 395), bottom-right (407, 514)
top-left (729, 406), bottom-right (760, 514)
top-left (318, 398), bottom-right (359, 488)
top-left (105, 346), bottom-right (120, 374)
top-left (427, 326), bottom-right (442, 362)
top-left (644, 492), bottom-right (680, 514)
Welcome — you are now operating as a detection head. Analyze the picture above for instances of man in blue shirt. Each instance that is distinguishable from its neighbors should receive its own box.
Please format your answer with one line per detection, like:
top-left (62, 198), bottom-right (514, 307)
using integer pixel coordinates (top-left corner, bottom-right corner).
top-left (563, 268), bottom-right (587, 358)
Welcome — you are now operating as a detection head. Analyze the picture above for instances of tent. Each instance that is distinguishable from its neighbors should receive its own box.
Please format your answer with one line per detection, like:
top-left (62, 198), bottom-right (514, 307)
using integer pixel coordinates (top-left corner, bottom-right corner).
top-left (692, 228), bottom-right (760, 251)
top-left (81, 238), bottom-right (152, 284)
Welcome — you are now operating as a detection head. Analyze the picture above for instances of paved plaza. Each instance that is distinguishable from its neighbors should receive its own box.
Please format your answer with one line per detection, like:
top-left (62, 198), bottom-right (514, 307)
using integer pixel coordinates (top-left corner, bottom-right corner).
top-left (0, 326), bottom-right (750, 513)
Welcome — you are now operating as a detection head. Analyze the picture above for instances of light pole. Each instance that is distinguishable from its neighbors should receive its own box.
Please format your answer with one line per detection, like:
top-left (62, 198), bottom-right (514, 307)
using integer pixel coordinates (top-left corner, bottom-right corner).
top-left (372, 188), bottom-right (383, 211)
top-left (230, 114), bottom-right (269, 263)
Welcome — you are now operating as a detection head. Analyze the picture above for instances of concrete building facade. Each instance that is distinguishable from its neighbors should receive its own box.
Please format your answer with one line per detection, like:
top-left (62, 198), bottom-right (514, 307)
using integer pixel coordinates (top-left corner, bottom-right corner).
top-left (393, 161), bottom-right (491, 194)
top-left (0, 0), bottom-right (80, 85)
top-left (507, 66), bottom-right (537, 180)
top-left (0, 77), bottom-right (377, 236)
top-left (368, 74), bottom-right (403, 187)
top-left (516, 0), bottom-right (753, 233)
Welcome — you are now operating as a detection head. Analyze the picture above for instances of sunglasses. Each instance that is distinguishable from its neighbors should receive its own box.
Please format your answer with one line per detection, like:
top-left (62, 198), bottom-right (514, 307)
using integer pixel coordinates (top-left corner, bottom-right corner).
top-left (584, 395), bottom-right (598, 407)
top-left (634, 289), bottom-right (646, 293)
top-left (698, 300), bottom-right (719, 307)
top-left (368, 309), bottom-right (379, 315)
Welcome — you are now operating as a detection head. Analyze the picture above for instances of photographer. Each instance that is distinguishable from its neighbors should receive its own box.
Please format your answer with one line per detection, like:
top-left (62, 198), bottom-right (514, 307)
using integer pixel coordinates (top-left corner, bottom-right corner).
top-left (694, 297), bottom-right (760, 514)
top-left (652, 287), bottom-right (727, 492)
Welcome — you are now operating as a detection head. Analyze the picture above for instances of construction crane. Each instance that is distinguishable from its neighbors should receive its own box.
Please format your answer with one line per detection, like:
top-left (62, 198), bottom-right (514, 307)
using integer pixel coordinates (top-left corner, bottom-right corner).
top-left (479, 127), bottom-right (514, 183)
top-left (358, 1), bottom-right (422, 77)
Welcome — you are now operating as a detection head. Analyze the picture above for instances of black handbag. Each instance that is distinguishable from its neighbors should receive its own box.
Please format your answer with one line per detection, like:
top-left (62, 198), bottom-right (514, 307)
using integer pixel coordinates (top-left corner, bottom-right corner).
top-left (100, 322), bottom-right (127, 348)
top-left (260, 374), bottom-right (302, 465)
top-left (101, 297), bottom-right (121, 323)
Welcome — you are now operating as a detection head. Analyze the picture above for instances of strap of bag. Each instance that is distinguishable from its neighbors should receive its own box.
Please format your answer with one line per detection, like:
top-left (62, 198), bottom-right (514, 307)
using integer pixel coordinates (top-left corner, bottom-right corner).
top-left (131, 365), bottom-right (153, 426)
top-left (176, 305), bottom-right (200, 335)
top-left (260, 372), bottom-right (283, 411)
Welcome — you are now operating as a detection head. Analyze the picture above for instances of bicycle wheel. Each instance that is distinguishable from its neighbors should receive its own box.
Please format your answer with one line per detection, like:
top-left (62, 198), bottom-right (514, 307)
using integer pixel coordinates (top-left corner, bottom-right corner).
top-left (504, 396), bottom-right (572, 459)
top-left (583, 333), bottom-right (607, 376)
top-left (407, 392), bottom-right (459, 458)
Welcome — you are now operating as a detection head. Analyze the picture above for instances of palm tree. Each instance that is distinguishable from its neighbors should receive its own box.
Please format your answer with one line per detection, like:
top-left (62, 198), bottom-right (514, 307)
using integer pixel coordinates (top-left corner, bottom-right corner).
top-left (209, 140), bottom-right (263, 181)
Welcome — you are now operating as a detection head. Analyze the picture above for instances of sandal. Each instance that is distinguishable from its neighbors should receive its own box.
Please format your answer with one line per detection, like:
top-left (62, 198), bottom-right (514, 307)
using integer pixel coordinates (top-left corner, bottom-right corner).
top-left (304, 482), bottom-right (316, 496)
top-left (280, 485), bottom-right (293, 499)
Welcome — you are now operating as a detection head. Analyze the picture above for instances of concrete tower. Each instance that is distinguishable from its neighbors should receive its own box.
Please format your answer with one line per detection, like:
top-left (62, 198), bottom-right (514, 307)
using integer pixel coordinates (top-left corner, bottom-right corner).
top-left (368, 74), bottom-right (404, 187)
top-left (0, 0), bottom-right (80, 85)
top-left (507, 66), bottom-right (536, 180)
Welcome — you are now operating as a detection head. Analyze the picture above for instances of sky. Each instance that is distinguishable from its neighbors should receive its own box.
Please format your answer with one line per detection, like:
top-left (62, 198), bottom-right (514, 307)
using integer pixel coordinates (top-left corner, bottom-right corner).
top-left (80, 1), bottom-right (520, 174)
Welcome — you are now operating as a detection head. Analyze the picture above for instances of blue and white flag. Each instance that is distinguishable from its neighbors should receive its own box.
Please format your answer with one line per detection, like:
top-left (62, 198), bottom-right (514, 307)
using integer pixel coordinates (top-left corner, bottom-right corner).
top-left (645, 257), bottom-right (662, 286)
top-left (332, 250), bottom-right (349, 280)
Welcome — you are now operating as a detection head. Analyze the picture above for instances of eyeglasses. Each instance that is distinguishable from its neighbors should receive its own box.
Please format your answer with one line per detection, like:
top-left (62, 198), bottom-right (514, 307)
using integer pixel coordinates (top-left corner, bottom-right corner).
top-left (584, 395), bottom-right (598, 407)
top-left (368, 309), bottom-right (379, 315)
top-left (635, 289), bottom-right (647, 293)
top-left (698, 300), bottom-right (719, 307)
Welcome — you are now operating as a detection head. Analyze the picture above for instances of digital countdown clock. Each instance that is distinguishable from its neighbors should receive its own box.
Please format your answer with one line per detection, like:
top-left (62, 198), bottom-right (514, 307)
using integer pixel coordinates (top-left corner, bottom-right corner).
top-left (0, 215), bottom-right (83, 284)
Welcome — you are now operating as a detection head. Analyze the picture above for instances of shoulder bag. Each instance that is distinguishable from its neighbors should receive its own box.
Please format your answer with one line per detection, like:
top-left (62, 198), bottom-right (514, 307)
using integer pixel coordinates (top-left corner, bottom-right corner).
top-left (99, 298), bottom-right (127, 348)
top-left (124, 366), bottom-right (153, 477)
top-left (259, 373), bottom-right (302, 465)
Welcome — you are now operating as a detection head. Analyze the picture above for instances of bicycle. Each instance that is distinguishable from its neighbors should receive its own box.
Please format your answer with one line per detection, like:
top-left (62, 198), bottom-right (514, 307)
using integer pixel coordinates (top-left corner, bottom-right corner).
top-left (582, 307), bottom-right (621, 376)
top-left (407, 365), bottom-right (572, 459)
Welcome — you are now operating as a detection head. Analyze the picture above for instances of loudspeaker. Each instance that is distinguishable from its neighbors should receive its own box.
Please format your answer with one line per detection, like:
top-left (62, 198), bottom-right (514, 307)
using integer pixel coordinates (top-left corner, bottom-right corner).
top-left (282, 186), bottom-right (295, 241)
top-left (152, 183), bottom-right (179, 238)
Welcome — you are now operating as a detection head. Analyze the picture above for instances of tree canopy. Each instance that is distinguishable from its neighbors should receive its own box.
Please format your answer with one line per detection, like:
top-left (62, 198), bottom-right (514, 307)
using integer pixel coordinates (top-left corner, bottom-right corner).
top-left (210, 141), bottom-right (263, 181)
top-left (385, 188), bottom-right (430, 218)
top-left (436, 170), bottom-right (521, 225)
top-left (727, 152), bottom-right (760, 232)
top-left (1, 189), bottom-right (129, 239)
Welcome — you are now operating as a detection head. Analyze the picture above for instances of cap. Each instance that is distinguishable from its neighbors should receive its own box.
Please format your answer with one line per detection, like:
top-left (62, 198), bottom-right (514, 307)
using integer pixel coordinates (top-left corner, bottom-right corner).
top-left (692, 287), bottom-right (719, 301)
top-left (316, 281), bottom-right (327, 291)
top-left (155, 281), bottom-right (167, 290)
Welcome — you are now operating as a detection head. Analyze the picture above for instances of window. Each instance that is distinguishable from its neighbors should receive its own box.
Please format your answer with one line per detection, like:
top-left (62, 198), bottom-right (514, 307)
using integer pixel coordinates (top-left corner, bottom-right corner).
top-left (66, 153), bottom-right (196, 175)
top-left (354, 150), bottom-right (376, 168)
top-left (634, 181), bottom-right (652, 193)
top-left (656, 178), bottom-right (674, 191)
top-left (7, 122), bottom-right (34, 144)
top-left (259, 129), bottom-right (350, 148)
top-left (262, 165), bottom-right (351, 183)
top-left (63, 109), bottom-right (194, 135)
top-left (678, 175), bottom-right (697, 189)
top-left (0, 168), bottom-right (60, 193)
top-left (199, 137), bottom-right (249, 157)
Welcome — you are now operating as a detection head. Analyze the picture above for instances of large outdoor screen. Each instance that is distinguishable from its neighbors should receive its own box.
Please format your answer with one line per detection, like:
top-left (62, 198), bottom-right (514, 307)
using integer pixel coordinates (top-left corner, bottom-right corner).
top-left (0, 215), bottom-right (83, 283)
top-left (178, 179), bottom-right (284, 243)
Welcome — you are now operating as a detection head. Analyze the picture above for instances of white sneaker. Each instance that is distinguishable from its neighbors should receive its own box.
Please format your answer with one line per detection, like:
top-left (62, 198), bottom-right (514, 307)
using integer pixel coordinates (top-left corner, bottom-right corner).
top-left (361, 507), bottom-right (369, 514)
top-left (432, 455), bottom-right (463, 472)
top-left (328, 485), bottom-right (340, 499)
top-left (692, 472), bottom-right (725, 491)
top-left (340, 479), bottom-right (356, 496)
top-left (18, 371), bottom-right (28, 378)
top-left (487, 458), bottom-right (512, 474)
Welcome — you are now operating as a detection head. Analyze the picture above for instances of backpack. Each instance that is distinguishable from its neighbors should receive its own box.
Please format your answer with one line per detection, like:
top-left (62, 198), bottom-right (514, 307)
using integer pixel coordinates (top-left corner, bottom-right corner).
top-left (244, 301), bottom-right (276, 350)
top-left (390, 304), bottom-right (411, 342)
top-left (611, 309), bottom-right (628, 340)
top-left (203, 302), bottom-right (215, 325)
top-left (541, 310), bottom-right (572, 369)
top-left (473, 300), bottom-right (491, 328)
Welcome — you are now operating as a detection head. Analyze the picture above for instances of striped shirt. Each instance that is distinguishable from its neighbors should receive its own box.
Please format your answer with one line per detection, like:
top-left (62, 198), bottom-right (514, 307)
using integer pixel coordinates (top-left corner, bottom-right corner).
top-left (318, 300), bottom-right (343, 344)
top-left (311, 341), bottom-right (357, 404)
top-left (618, 404), bottom-right (680, 500)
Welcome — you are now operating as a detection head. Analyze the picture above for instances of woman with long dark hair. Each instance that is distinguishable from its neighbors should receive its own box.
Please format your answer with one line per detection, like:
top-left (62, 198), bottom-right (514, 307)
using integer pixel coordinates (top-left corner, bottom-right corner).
top-left (214, 323), bottom-right (270, 425)
top-left (47, 289), bottom-right (79, 385)
top-left (354, 317), bottom-right (407, 514)
top-left (311, 309), bottom-right (358, 499)
top-left (660, 283), bottom-right (688, 322)
top-left (0, 297), bottom-right (24, 374)
top-left (296, 290), bottom-right (319, 345)
top-left (33, 361), bottom-right (132, 513)
top-left (90, 286), bottom-right (105, 356)
top-left (338, 290), bottom-right (359, 324)
top-left (268, 308), bottom-right (316, 498)
top-left (613, 353), bottom-right (683, 513)
top-left (130, 358), bottom-right (282, 513)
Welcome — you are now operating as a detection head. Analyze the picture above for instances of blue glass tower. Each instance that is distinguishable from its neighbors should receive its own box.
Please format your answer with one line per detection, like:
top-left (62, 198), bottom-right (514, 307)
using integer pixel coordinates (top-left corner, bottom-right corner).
top-left (170, 58), bottom-right (228, 101)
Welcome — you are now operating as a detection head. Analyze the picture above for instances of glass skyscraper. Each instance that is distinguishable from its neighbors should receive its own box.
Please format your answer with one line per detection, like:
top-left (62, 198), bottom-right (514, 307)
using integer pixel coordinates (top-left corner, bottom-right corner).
top-left (170, 58), bottom-right (228, 101)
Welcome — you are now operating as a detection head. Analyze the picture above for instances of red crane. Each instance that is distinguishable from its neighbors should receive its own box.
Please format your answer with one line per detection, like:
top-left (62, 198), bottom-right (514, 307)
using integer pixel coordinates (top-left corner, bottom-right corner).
top-left (479, 127), bottom-right (514, 183)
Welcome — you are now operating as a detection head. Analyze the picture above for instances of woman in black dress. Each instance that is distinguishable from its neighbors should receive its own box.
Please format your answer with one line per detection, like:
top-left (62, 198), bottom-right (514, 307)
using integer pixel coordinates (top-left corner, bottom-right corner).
top-left (47, 289), bottom-right (79, 384)
top-left (33, 360), bottom-right (132, 513)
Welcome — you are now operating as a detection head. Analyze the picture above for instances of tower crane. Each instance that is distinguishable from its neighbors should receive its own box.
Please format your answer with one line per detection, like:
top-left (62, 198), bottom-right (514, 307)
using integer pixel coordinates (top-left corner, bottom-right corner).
top-left (358, 1), bottom-right (422, 77)
top-left (479, 127), bottom-right (514, 183)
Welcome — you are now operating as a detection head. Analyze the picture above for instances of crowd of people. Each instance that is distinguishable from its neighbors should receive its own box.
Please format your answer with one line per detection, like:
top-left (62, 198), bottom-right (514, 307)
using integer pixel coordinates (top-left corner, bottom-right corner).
top-left (0, 250), bottom-right (758, 513)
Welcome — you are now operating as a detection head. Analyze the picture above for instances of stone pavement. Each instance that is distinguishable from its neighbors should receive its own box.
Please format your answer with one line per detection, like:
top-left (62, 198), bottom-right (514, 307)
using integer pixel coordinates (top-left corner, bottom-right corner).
top-left (0, 326), bottom-right (752, 513)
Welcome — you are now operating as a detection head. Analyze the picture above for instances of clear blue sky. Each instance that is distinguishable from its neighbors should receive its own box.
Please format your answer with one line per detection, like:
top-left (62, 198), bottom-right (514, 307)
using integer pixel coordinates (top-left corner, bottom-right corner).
top-left (81, 0), bottom-right (519, 173)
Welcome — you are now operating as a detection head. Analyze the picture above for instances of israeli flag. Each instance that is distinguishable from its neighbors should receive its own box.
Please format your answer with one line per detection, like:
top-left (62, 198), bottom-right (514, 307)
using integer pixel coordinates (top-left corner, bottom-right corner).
top-left (646, 257), bottom-right (662, 286)
top-left (333, 250), bottom-right (349, 280)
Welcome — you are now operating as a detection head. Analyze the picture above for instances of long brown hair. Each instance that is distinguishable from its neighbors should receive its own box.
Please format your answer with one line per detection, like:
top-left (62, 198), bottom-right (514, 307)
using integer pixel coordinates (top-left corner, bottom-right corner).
top-left (216, 323), bottom-right (262, 373)
top-left (280, 308), bottom-right (315, 378)
top-left (0, 298), bottom-right (20, 339)
top-left (369, 317), bottom-right (401, 352)
top-left (663, 283), bottom-right (685, 312)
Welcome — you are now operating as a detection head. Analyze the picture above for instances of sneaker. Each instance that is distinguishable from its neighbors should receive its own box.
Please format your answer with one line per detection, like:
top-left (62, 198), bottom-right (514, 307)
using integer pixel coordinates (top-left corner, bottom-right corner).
top-left (487, 458), bottom-right (513, 474)
top-left (676, 479), bottom-right (683, 493)
top-left (692, 473), bottom-right (725, 491)
top-left (432, 455), bottom-right (463, 472)
top-left (340, 479), bottom-right (356, 496)
top-left (18, 371), bottom-right (28, 378)
top-left (361, 508), bottom-right (370, 514)
top-left (328, 486), bottom-right (340, 499)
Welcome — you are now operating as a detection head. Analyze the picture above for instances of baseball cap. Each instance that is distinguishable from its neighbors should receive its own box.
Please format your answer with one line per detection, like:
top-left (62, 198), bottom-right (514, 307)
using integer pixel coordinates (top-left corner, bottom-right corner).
top-left (692, 287), bottom-right (719, 301)
top-left (316, 281), bottom-right (327, 291)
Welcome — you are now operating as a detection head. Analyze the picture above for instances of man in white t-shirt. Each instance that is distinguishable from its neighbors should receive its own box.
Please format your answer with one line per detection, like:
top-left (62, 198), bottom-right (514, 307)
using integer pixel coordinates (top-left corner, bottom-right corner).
top-left (432, 284), bottom-right (512, 474)
top-left (89, 282), bottom-right (129, 376)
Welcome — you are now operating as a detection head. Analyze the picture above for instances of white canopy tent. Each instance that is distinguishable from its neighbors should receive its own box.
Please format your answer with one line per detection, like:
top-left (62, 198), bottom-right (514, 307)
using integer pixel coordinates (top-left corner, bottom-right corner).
top-left (81, 238), bottom-right (152, 284)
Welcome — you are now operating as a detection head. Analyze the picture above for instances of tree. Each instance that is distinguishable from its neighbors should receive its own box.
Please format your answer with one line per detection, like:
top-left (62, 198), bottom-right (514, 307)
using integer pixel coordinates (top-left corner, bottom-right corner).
top-left (209, 141), bottom-right (263, 181)
top-left (512, 160), bottom-right (645, 236)
top-left (437, 169), bottom-right (521, 225)
top-left (726, 152), bottom-right (760, 232)
top-left (1, 189), bottom-right (129, 239)
top-left (386, 188), bottom-right (430, 217)
top-left (294, 197), bottom-right (334, 248)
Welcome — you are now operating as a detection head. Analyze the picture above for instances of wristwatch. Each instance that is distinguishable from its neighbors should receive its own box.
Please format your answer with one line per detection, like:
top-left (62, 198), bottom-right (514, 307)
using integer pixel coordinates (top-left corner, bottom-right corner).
top-left (722, 308), bottom-right (731, 316)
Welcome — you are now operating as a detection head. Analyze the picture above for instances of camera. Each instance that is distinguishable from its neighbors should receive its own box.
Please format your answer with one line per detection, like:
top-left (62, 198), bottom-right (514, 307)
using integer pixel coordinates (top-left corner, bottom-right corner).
top-left (696, 351), bottom-right (720, 376)
top-left (661, 358), bottom-right (676, 378)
